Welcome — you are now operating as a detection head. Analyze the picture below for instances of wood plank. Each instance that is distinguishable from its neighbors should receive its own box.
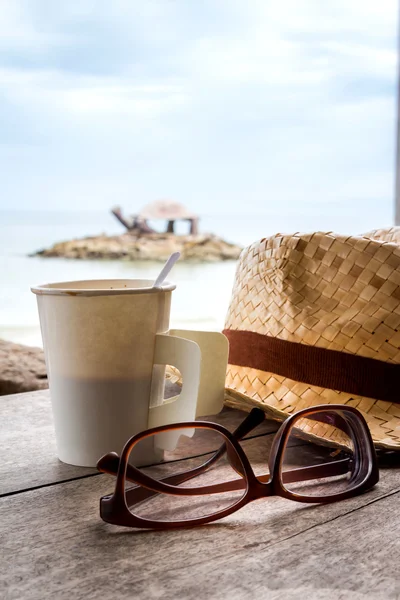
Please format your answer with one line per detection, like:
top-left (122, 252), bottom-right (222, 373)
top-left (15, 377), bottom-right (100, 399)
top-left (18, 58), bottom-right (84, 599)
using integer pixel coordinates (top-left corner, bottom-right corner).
top-left (1, 459), bottom-right (400, 599)
top-left (0, 388), bottom-right (277, 496)
top-left (0, 390), bottom-right (97, 496)
top-left (129, 490), bottom-right (400, 600)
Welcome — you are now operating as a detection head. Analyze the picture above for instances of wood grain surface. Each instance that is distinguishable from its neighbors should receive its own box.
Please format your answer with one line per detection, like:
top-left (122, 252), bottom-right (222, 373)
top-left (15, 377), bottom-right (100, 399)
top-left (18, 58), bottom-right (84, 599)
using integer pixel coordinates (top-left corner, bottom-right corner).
top-left (2, 465), bottom-right (400, 600)
top-left (2, 390), bottom-right (400, 600)
top-left (0, 390), bottom-right (97, 496)
top-left (0, 387), bottom-right (276, 496)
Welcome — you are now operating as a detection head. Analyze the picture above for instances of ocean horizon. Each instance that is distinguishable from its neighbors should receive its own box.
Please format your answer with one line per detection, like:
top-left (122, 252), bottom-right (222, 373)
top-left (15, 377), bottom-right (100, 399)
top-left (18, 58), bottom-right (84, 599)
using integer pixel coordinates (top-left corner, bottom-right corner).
top-left (1, 208), bottom-right (394, 347)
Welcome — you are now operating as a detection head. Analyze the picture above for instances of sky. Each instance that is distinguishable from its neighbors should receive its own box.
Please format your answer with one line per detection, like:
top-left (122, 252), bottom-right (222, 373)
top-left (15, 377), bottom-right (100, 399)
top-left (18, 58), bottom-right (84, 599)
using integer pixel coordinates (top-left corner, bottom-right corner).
top-left (0, 0), bottom-right (398, 218)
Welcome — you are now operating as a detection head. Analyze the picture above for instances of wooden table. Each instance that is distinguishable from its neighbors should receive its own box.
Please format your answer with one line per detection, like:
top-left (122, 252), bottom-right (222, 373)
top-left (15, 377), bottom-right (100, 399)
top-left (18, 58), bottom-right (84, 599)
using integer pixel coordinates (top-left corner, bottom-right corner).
top-left (2, 390), bottom-right (400, 600)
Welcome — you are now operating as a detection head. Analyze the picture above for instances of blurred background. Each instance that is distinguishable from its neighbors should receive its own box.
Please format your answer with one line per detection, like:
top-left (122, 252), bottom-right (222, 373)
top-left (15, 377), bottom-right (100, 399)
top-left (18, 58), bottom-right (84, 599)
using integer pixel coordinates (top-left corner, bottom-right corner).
top-left (0, 0), bottom-right (398, 347)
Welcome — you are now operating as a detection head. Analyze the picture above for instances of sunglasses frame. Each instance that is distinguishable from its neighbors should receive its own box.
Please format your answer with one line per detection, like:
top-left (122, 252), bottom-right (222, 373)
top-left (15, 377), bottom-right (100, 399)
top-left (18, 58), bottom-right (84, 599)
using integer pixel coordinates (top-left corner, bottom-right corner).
top-left (97, 404), bottom-right (379, 530)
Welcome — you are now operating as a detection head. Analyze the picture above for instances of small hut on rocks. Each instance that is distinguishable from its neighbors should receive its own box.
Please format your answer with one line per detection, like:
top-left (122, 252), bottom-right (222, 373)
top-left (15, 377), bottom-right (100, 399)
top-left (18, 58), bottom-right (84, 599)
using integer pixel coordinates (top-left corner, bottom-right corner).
top-left (112, 201), bottom-right (199, 235)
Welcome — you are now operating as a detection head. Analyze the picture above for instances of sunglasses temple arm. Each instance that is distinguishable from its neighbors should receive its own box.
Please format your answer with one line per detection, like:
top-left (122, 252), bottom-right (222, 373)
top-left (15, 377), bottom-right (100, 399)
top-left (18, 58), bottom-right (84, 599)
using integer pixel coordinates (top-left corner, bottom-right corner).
top-left (230, 408), bottom-right (268, 439)
top-left (122, 408), bottom-right (267, 504)
top-left (123, 457), bottom-right (351, 508)
top-left (99, 451), bottom-right (351, 489)
top-left (121, 416), bottom-right (258, 505)
top-left (210, 408), bottom-right (269, 473)
top-left (98, 441), bottom-right (238, 508)
top-left (271, 457), bottom-right (351, 485)
top-left (98, 411), bottom-right (259, 478)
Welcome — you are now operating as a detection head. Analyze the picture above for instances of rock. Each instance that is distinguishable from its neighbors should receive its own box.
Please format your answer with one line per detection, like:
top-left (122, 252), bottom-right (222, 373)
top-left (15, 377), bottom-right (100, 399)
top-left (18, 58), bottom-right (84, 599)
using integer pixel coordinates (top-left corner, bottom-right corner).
top-left (0, 339), bottom-right (48, 396)
top-left (33, 232), bottom-right (242, 262)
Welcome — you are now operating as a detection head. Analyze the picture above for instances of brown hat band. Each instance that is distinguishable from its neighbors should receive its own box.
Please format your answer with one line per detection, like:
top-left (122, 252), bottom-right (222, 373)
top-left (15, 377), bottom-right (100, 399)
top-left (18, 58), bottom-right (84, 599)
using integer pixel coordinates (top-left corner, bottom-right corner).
top-left (223, 329), bottom-right (400, 404)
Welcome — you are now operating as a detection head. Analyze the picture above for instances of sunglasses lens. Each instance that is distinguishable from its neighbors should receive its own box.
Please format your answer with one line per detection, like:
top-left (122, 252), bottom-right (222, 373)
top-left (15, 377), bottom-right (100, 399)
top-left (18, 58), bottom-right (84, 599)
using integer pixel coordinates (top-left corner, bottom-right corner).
top-left (281, 409), bottom-right (363, 499)
top-left (125, 426), bottom-right (247, 523)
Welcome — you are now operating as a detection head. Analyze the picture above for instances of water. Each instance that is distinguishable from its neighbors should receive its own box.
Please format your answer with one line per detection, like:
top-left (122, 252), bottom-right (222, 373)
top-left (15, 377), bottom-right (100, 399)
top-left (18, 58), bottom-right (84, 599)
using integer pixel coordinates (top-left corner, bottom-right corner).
top-left (0, 208), bottom-right (393, 347)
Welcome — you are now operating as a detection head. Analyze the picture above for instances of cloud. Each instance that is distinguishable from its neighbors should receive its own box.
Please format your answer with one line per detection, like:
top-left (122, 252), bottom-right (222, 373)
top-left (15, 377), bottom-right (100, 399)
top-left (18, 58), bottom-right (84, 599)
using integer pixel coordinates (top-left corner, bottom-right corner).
top-left (0, 0), bottom-right (397, 219)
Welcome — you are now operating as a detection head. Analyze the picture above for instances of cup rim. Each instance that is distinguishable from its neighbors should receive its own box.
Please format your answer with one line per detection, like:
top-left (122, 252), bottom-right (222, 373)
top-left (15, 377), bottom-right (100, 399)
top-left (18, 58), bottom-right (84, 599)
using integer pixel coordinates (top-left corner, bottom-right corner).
top-left (31, 278), bottom-right (176, 297)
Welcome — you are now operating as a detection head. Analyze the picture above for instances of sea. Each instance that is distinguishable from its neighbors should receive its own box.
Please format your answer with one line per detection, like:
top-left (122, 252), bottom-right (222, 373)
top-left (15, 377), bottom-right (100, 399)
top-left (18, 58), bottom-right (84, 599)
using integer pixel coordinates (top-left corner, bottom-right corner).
top-left (0, 208), bottom-right (393, 348)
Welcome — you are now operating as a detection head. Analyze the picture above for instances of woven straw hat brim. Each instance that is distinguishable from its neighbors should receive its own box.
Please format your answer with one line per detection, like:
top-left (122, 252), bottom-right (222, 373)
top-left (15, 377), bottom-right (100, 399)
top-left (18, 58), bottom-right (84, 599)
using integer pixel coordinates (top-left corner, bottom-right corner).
top-left (224, 228), bottom-right (400, 451)
top-left (166, 367), bottom-right (359, 451)
top-left (224, 370), bottom-right (399, 450)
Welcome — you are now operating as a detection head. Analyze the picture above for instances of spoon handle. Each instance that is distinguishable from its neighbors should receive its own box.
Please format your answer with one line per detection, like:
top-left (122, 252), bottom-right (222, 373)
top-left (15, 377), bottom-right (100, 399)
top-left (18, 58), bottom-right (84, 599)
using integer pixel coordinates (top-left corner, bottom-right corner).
top-left (153, 252), bottom-right (181, 288)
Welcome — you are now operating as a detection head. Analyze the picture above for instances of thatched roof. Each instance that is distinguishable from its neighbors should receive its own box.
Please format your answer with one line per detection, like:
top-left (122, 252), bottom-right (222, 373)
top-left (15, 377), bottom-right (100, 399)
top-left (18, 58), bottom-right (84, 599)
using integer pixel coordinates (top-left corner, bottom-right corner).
top-left (138, 200), bottom-right (196, 221)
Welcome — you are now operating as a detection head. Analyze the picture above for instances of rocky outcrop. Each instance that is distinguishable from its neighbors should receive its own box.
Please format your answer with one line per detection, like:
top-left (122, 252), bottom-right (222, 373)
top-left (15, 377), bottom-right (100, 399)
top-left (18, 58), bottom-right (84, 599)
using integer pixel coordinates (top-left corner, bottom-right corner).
top-left (0, 339), bottom-right (48, 396)
top-left (33, 232), bottom-right (242, 262)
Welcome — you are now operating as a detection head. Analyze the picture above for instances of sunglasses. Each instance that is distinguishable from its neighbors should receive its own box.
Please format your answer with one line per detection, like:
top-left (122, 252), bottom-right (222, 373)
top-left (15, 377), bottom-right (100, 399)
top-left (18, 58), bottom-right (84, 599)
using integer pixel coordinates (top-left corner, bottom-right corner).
top-left (97, 405), bottom-right (379, 530)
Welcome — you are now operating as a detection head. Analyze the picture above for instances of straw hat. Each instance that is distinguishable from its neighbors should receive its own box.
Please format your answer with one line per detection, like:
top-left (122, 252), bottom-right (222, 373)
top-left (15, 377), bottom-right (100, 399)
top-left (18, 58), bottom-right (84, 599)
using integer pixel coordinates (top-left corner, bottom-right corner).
top-left (222, 227), bottom-right (400, 450)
